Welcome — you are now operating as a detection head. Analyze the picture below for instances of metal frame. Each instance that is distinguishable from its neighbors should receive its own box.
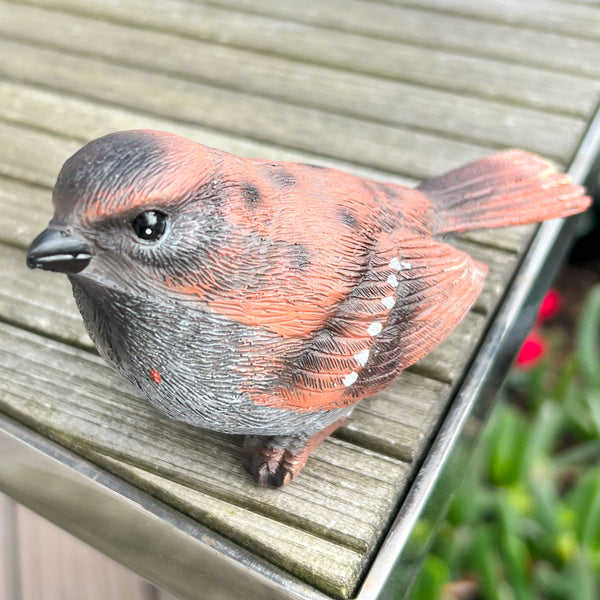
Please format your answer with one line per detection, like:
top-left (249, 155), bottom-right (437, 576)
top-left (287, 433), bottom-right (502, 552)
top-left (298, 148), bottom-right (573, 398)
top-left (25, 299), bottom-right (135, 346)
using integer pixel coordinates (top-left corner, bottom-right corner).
top-left (2, 107), bottom-right (600, 600)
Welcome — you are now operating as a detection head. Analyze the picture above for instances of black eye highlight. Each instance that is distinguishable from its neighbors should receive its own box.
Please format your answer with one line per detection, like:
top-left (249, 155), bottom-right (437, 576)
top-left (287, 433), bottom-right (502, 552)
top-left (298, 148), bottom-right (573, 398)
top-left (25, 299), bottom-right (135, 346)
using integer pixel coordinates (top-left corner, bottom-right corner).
top-left (132, 211), bottom-right (168, 241)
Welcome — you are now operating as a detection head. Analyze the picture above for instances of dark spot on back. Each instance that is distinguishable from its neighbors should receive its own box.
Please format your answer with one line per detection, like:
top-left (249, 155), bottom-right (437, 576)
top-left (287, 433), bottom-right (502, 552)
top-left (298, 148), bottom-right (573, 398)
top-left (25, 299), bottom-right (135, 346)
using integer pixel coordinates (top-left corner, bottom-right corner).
top-left (242, 183), bottom-right (263, 209)
top-left (268, 167), bottom-right (297, 189)
top-left (289, 243), bottom-right (311, 271)
top-left (301, 163), bottom-right (326, 170)
top-left (381, 184), bottom-right (399, 199)
top-left (340, 209), bottom-right (359, 229)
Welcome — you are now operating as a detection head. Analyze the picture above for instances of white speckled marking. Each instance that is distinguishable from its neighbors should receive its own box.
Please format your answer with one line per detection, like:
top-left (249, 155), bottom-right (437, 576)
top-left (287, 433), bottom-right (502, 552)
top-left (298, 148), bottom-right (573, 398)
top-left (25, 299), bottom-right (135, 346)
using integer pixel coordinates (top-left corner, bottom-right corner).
top-left (387, 274), bottom-right (399, 288)
top-left (381, 296), bottom-right (396, 309)
top-left (400, 261), bottom-right (412, 270)
top-left (389, 257), bottom-right (402, 271)
top-left (343, 371), bottom-right (359, 387)
top-left (354, 349), bottom-right (370, 367)
top-left (367, 321), bottom-right (383, 336)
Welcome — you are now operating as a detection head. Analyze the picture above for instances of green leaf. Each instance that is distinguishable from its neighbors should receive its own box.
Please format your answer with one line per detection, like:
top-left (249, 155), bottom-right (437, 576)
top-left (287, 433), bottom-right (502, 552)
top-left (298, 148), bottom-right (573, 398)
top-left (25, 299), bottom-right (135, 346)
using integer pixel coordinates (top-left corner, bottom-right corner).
top-left (576, 284), bottom-right (600, 389)
top-left (567, 468), bottom-right (600, 549)
top-left (563, 550), bottom-right (596, 600)
top-left (519, 400), bottom-right (562, 482)
top-left (498, 494), bottom-right (531, 600)
top-left (409, 554), bottom-right (450, 600)
top-left (471, 526), bottom-right (502, 600)
top-left (487, 404), bottom-right (528, 487)
top-left (584, 390), bottom-right (600, 438)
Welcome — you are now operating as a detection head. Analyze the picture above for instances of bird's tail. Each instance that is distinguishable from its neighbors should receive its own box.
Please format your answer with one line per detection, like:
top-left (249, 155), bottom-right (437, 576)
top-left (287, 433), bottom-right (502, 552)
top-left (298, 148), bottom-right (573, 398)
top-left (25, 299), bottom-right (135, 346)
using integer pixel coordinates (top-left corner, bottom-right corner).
top-left (418, 150), bottom-right (591, 236)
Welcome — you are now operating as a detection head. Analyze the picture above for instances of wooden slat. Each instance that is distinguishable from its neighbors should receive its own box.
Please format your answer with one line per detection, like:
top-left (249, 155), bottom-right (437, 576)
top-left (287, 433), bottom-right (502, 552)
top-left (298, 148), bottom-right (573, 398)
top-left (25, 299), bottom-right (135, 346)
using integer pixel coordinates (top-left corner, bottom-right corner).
top-left (24, 0), bottom-right (600, 78)
top-left (185, 0), bottom-right (600, 46)
top-left (15, 504), bottom-right (153, 600)
top-left (338, 373), bottom-right (451, 463)
top-left (0, 5), bottom-right (587, 160)
top-left (392, 0), bottom-right (600, 40)
top-left (0, 38), bottom-right (493, 179)
top-left (83, 452), bottom-right (369, 598)
top-left (0, 321), bottom-right (409, 597)
top-left (5, 1), bottom-right (599, 115)
top-left (0, 243), bottom-right (89, 346)
top-left (460, 224), bottom-right (537, 253)
top-left (0, 119), bottom-right (81, 188)
top-left (0, 80), bottom-right (417, 187)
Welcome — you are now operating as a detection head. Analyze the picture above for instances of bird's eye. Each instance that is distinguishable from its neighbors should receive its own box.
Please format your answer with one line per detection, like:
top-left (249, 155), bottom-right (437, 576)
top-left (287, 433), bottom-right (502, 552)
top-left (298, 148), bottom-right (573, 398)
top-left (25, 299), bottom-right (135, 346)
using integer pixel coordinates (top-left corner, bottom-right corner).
top-left (131, 211), bottom-right (168, 241)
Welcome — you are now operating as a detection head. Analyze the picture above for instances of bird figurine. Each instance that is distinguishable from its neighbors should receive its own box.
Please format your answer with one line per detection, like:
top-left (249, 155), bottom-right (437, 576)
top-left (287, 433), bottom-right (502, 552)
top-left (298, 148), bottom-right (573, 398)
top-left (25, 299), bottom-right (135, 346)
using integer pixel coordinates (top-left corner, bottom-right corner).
top-left (26, 130), bottom-right (590, 487)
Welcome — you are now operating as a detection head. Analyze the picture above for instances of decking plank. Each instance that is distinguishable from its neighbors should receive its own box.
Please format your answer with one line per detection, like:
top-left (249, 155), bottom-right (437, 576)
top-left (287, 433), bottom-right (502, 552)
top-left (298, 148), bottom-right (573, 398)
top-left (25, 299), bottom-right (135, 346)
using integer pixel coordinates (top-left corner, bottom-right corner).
top-left (0, 5), bottom-right (587, 158)
top-left (0, 79), bottom-right (418, 187)
top-left (0, 38), bottom-right (495, 179)
top-left (392, 0), bottom-right (600, 40)
top-left (84, 452), bottom-right (366, 599)
top-left (26, 0), bottom-right (600, 77)
top-left (337, 373), bottom-right (451, 463)
top-left (5, 1), bottom-right (599, 116)
top-left (188, 0), bottom-right (600, 46)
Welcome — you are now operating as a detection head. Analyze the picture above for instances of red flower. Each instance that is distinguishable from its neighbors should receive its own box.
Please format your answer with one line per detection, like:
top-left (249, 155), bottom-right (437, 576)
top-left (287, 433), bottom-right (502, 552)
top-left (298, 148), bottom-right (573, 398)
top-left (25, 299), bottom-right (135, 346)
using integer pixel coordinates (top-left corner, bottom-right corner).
top-left (537, 288), bottom-right (561, 323)
top-left (515, 289), bottom-right (561, 370)
top-left (516, 328), bottom-right (547, 369)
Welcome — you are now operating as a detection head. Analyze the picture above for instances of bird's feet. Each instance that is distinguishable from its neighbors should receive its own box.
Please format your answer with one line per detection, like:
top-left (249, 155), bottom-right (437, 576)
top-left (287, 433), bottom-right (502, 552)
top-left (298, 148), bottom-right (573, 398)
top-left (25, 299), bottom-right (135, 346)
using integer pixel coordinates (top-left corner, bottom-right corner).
top-left (241, 418), bottom-right (346, 487)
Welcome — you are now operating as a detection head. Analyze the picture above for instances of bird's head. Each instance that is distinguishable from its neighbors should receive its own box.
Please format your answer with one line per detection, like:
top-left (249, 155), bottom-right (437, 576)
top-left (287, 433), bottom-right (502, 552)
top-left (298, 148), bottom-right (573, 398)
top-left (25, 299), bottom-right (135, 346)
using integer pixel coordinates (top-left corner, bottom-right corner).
top-left (26, 130), bottom-right (234, 297)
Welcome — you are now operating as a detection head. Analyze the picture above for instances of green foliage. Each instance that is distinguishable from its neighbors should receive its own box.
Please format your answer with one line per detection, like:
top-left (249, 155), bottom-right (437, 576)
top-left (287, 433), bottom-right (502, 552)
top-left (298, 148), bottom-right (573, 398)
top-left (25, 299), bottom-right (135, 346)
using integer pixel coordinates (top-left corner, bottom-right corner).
top-left (409, 285), bottom-right (600, 600)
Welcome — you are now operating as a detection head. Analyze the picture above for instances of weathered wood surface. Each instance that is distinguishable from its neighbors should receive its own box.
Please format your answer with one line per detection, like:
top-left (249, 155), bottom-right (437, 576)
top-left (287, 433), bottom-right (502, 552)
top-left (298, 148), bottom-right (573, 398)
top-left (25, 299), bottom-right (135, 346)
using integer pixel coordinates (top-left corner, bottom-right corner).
top-left (34, 0), bottom-right (600, 79)
top-left (0, 0), bottom-right (598, 598)
top-left (3, 1), bottom-right (597, 121)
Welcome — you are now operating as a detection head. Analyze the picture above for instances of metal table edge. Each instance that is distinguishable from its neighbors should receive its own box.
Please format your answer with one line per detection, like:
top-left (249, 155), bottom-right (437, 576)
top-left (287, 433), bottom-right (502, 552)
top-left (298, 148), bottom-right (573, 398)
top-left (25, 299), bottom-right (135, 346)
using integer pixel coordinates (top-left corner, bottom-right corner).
top-left (0, 412), bottom-right (334, 600)
top-left (354, 105), bottom-right (600, 600)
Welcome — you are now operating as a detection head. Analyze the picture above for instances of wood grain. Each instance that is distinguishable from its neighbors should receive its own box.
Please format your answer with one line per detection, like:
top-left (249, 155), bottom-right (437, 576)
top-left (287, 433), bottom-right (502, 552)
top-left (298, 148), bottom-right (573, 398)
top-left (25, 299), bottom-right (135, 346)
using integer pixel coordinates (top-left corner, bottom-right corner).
top-left (83, 453), bottom-right (368, 598)
top-left (94, 0), bottom-right (600, 78)
top-left (0, 36), bottom-right (495, 179)
top-left (0, 4), bottom-right (587, 160)
top-left (393, 0), bottom-right (600, 40)
top-left (190, 0), bottom-right (600, 46)
top-left (0, 79), bottom-right (417, 187)
top-left (4, 1), bottom-right (598, 116)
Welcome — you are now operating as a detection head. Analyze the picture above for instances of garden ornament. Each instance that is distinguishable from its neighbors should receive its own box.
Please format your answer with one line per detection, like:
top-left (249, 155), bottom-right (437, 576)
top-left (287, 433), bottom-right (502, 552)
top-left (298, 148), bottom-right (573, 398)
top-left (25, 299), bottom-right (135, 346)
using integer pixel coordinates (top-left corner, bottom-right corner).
top-left (26, 130), bottom-right (591, 486)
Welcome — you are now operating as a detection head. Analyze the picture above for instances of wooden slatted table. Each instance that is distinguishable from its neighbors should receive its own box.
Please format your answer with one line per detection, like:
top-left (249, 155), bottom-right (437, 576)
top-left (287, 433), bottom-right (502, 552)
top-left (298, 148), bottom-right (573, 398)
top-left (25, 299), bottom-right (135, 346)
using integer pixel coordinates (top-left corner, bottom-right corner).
top-left (1, 1), bottom-right (599, 599)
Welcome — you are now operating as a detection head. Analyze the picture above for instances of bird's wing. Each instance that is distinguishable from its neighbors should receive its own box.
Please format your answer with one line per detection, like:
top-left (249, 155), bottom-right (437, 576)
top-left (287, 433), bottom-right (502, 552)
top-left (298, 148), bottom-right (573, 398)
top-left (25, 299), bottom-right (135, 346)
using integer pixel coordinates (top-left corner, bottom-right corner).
top-left (249, 235), bottom-right (487, 411)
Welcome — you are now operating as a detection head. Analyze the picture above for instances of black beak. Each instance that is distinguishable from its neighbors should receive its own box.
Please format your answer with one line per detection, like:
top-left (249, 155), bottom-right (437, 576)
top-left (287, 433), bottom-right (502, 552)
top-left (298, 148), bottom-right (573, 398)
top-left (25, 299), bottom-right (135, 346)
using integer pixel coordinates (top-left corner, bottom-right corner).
top-left (26, 228), bottom-right (92, 274)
